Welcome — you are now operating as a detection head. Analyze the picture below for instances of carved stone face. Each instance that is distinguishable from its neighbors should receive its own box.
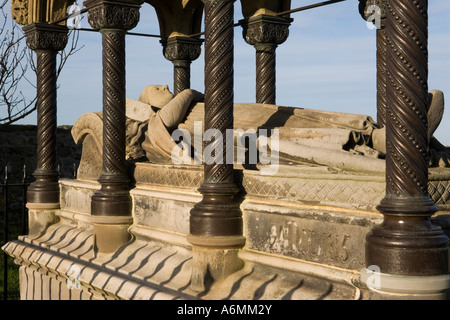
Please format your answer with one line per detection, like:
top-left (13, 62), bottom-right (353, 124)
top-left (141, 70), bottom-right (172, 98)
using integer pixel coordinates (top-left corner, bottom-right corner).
top-left (11, 0), bottom-right (28, 25)
top-left (139, 85), bottom-right (174, 109)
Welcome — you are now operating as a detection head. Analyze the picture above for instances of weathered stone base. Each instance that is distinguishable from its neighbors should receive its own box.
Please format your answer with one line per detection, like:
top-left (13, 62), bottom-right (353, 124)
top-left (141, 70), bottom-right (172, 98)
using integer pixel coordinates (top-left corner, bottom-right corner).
top-left (3, 163), bottom-right (450, 299)
top-left (361, 268), bottom-right (450, 300)
top-left (27, 204), bottom-right (60, 237)
top-left (3, 224), bottom-right (363, 300)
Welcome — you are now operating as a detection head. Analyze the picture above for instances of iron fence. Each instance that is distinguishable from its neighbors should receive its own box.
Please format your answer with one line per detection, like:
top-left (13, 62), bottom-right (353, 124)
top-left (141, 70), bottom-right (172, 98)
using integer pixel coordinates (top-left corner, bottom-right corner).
top-left (0, 164), bottom-right (77, 300)
top-left (1, 165), bottom-right (29, 300)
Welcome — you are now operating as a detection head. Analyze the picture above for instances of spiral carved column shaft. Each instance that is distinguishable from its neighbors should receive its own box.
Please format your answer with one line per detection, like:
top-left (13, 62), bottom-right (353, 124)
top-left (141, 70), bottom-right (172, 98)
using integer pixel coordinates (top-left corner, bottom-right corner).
top-left (173, 60), bottom-right (191, 95)
top-left (255, 45), bottom-right (276, 104)
top-left (85, 0), bottom-right (140, 254)
top-left (85, 0), bottom-right (140, 219)
top-left (241, 15), bottom-right (291, 105)
top-left (24, 24), bottom-right (68, 206)
top-left (88, 29), bottom-right (133, 217)
top-left (188, 0), bottom-right (244, 247)
top-left (187, 0), bottom-right (246, 291)
top-left (359, 0), bottom-right (387, 127)
top-left (376, 27), bottom-right (387, 127)
top-left (101, 30), bottom-right (127, 177)
top-left (365, 0), bottom-right (449, 276)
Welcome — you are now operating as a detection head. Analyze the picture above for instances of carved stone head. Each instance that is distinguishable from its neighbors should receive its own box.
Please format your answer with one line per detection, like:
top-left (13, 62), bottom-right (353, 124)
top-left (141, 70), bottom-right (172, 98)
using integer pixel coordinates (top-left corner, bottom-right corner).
top-left (139, 85), bottom-right (174, 109)
top-left (11, 0), bottom-right (29, 25)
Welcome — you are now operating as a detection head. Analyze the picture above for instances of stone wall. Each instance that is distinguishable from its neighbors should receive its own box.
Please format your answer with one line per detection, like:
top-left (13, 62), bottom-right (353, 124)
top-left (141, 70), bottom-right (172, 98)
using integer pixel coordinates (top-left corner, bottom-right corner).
top-left (0, 124), bottom-right (81, 183)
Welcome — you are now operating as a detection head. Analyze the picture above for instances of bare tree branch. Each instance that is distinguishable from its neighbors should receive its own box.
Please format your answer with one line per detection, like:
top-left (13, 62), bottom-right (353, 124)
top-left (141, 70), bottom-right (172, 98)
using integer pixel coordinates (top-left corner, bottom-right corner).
top-left (0, 1), bottom-right (84, 125)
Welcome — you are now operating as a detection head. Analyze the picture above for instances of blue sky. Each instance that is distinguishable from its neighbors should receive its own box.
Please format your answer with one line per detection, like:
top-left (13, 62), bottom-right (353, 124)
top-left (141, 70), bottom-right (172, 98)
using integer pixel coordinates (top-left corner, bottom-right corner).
top-left (5, 0), bottom-right (450, 145)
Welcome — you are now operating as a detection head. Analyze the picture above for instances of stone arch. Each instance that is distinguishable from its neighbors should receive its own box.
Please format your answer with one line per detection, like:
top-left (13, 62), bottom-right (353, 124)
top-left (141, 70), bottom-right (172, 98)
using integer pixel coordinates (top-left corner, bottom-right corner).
top-left (144, 0), bottom-right (203, 38)
top-left (239, 0), bottom-right (291, 19)
top-left (11, 0), bottom-right (75, 25)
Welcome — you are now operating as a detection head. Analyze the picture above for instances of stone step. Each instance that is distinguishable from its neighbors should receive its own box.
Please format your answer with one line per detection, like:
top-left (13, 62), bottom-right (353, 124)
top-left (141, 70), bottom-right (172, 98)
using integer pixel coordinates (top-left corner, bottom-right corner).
top-left (3, 220), bottom-right (361, 300)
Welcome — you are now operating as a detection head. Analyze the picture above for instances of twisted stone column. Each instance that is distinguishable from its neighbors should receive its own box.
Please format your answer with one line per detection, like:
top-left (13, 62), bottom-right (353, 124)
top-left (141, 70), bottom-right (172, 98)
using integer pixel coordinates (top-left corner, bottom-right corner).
top-left (364, 0), bottom-right (449, 295)
top-left (161, 36), bottom-right (203, 95)
top-left (188, 0), bottom-right (244, 291)
top-left (24, 24), bottom-right (68, 206)
top-left (85, 0), bottom-right (140, 254)
top-left (241, 15), bottom-right (291, 104)
top-left (376, 27), bottom-right (387, 128)
top-left (359, 0), bottom-right (387, 127)
top-left (23, 23), bottom-right (68, 235)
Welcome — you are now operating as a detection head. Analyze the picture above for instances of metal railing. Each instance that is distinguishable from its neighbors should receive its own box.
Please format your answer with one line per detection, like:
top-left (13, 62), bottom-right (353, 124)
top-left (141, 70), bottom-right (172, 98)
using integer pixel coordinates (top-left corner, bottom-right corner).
top-left (0, 164), bottom-right (77, 300)
top-left (1, 165), bottom-right (30, 300)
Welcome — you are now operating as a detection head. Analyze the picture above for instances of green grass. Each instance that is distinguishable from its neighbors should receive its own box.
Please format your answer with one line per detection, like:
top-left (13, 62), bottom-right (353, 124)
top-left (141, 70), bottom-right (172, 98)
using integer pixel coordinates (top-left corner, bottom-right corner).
top-left (0, 214), bottom-right (24, 300)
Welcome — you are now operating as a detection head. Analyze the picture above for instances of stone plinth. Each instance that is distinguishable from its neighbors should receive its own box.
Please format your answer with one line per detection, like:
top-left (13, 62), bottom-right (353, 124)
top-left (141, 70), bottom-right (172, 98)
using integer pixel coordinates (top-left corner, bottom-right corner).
top-left (3, 162), bottom-right (450, 299)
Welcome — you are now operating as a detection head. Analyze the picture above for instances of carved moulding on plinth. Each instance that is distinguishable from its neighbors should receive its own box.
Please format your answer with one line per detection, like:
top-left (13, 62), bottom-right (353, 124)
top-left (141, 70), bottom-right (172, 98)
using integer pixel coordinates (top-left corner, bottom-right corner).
top-left (241, 14), bottom-right (292, 105)
top-left (161, 36), bottom-right (203, 95)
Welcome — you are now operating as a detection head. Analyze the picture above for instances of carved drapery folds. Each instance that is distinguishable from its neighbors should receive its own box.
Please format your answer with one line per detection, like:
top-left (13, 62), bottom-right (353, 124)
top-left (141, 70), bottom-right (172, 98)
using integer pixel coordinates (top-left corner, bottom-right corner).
top-left (161, 36), bottom-right (203, 95)
top-left (241, 14), bottom-right (291, 104)
top-left (359, 0), bottom-right (387, 128)
top-left (365, 0), bottom-right (449, 277)
top-left (23, 23), bottom-right (68, 206)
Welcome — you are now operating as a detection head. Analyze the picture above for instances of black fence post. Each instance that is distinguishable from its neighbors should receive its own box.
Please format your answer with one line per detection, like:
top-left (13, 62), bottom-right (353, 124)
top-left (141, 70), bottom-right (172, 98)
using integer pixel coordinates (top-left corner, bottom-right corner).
top-left (21, 165), bottom-right (28, 236)
top-left (3, 166), bottom-right (9, 300)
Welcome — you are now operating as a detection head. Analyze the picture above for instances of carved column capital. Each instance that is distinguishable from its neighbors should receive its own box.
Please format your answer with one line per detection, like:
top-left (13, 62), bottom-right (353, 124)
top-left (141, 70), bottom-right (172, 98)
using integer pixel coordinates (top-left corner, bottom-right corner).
top-left (84, 0), bottom-right (140, 30)
top-left (359, 0), bottom-right (386, 28)
top-left (241, 15), bottom-right (292, 47)
top-left (161, 36), bottom-right (203, 95)
top-left (161, 36), bottom-right (203, 62)
top-left (23, 23), bottom-right (68, 52)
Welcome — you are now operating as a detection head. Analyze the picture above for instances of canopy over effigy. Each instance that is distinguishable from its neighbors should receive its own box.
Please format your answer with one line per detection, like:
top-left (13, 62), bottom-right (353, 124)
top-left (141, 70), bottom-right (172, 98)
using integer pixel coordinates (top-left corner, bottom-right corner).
top-left (3, 0), bottom-right (450, 300)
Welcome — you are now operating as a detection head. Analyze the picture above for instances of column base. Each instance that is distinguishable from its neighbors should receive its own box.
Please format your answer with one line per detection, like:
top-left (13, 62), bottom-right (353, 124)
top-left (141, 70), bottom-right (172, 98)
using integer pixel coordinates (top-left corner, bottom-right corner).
top-left (188, 244), bottom-right (245, 292)
top-left (27, 180), bottom-right (60, 205)
top-left (91, 190), bottom-right (132, 217)
top-left (361, 268), bottom-right (450, 300)
top-left (91, 215), bottom-right (133, 255)
top-left (26, 204), bottom-right (60, 237)
top-left (367, 197), bottom-right (449, 276)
